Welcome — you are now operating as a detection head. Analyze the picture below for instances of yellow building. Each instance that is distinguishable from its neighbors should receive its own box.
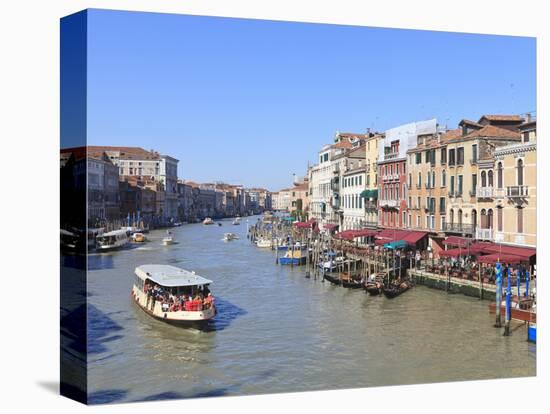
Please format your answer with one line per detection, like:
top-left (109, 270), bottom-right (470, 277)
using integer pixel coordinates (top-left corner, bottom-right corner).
top-left (443, 115), bottom-right (524, 240)
top-left (406, 129), bottom-right (460, 233)
top-left (492, 119), bottom-right (536, 247)
top-left (363, 134), bottom-right (382, 227)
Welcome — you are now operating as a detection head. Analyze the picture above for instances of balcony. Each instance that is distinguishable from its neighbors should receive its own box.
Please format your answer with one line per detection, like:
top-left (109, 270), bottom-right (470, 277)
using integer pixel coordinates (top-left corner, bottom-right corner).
top-left (443, 222), bottom-right (474, 235)
top-left (333, 165), bottom-right (340, 175)
top-left (476, 187), bottom-right (493, 199)
top-left (365, 202), bottom-right (377, 211)
top-left (506, 185), bottom-right (529, 198)
top-left (494, 188), bottom-right (505, 199)
top-left (476, 228), bottom-right (493, 241)
top-left (379, 199), bottom-right (398, 208)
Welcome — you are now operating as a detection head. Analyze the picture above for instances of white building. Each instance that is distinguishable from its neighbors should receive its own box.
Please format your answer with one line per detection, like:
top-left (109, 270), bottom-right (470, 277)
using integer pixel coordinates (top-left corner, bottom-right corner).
top-left (340, 144), bottom-right (367, 230)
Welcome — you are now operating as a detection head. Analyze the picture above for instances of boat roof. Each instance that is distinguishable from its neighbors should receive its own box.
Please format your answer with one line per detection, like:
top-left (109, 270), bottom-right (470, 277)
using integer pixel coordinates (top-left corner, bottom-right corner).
top-left (135, 265), bottom-right (213, 287)
top-left (100, 229), bottom-right (128, 237)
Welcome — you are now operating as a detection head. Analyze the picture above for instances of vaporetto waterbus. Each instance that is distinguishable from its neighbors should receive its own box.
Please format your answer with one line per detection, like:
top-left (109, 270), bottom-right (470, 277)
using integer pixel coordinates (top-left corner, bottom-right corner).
top-left (132, 265), bottom-right (216, 325)
top-left (96, 229), bottom-right (129, 251)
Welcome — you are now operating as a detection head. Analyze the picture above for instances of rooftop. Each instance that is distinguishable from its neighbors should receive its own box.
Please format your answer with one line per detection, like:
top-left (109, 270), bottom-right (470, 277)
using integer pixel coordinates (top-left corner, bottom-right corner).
top-left (135, 265), bottom-right (213, 287)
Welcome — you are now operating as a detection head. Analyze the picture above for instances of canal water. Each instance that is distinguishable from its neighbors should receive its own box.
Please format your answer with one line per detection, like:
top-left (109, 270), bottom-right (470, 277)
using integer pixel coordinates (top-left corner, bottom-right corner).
top-left (86, 216), bottom-right (535, 404)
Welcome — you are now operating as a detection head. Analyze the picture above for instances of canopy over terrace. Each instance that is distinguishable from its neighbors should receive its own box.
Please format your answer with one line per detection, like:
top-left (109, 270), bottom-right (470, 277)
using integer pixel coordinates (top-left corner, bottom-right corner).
top-left (375, 229), bottom-right (428, 248)
top-left (334, 228), bottom-right (378, 240)
top-left (294, 219), bottom-right (316, 229)
top-left (478, 253), bottom-right (524, 265)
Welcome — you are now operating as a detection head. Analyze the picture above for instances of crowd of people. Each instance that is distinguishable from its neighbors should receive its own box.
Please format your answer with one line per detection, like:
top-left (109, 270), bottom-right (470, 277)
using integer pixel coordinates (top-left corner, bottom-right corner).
top-left (143, 282), bottom-right (214, 312)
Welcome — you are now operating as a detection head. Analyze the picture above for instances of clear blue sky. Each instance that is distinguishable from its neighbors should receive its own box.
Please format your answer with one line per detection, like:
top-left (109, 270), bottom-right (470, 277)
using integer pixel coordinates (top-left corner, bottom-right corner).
top-left (87, 9), bottom-right (536, 191)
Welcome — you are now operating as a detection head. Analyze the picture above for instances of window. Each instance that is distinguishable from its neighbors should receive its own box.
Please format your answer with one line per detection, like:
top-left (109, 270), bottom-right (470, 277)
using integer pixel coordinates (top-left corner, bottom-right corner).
top-left (408, 173), bottom-right (412, 188)
top-left (497, 162), bottom-right (503, 188)
top-left (417, 172), bottom-right (422, 188)
top-left (441, 147), bottom-right (447, 164)
top-left (359, 176), bottom-right (362, 186)
top-left (430, 149), bottom-right (436, 166)
top-left (432, 172), bottom-right (436, 188)
top-left (517, 159), bottom-right (524, 186)
top-left (481, 171), bottom-right (486, 187)
top-left (497, 207), bottom-right (503, 232)
top-left (415, 153), bottom-right (422, 164)
top-left (448, 149), bottom-right (456, 166)
top-left (517, 208), bottom-right (523, 233)
top-left (472, 174), bottom-right (477, 193)
top-left (417, 196), bottom-right (421, 209)
top-left (523, 132), bottom-right (530, 143)
top-left (439, 197), bottom-right (446, 214)
top-left (488, 170), bottom-right (493, 187)
top-left (472, 144), bottom-right (478, 163)
top-left (450, 176), bottom-right (455, 194)
top-left (425, 150), bottom-right (430, 163)
top-left (396, 186), bottom-right (400, 200)
top-left (408, 196), bottom-right (412, 209)
top-left (442, 170), bottom-right (446, 187)
top-left (366, 175), bottom-right (370, 186)
top-left (458, 175), bottom-right (463, 195)
top-left (457, 147), bottom-right (464, 165)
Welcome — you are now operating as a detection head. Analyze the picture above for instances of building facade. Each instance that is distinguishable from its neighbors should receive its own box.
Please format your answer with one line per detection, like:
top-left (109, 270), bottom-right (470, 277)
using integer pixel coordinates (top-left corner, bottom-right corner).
top-left (492, 119), bottom-right (536, 247)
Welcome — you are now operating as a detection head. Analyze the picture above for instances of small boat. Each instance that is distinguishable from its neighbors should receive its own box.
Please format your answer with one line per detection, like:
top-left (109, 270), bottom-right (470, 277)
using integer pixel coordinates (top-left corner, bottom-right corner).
top-left (162, 231), bottom-right (175, 245)
top-left (96, 229), bottom-right (129, 251)
top-left (528, 323), bottom-right (536, 343)
top-left (488, 301), bottom-right (536, 323)
top-left (255, 238), bottom-right (273, 248)
top-left (203, 217), bottom-right (215, 225)
top-left (132, 265), bottom-right (216, 325)
top-left (217, 222), bottom-right (223, 227)
top-left (339, 272), bottom-right (363, 289)
top-left (60, 228), bottom-right (79, 251)
top-left (232, 217), bottom-right (241, 225)
top-left (364, 281), bottom-right (384, 296)
top-left (323, 273), bottom-right (342, 285)
top-left (223, 233), bottom-right (238, 242)
top-left (279, 248), bottom-right (307, 265)
top-left (173, 222), bottom-right (183, 227)
top-left (131, 232), bottom-right (147, 243)
top-left (382, 279), bottom-right (412, 299)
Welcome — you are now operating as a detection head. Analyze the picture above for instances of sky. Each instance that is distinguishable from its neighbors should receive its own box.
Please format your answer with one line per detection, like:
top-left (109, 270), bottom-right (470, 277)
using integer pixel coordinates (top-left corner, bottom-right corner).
top-left (86, 9), bottom-right (536, 191)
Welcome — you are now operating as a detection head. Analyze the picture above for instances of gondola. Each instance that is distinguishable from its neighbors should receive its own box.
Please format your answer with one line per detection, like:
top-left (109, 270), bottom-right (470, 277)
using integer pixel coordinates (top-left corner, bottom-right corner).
top-left (382, 280), bottom-right (412, 299)
top-left (364, 282), bottom-right (384, 296)
top-left (323, 273), bottom-right (342, 286)
top-left (341, 279), bottom-right (363, 289)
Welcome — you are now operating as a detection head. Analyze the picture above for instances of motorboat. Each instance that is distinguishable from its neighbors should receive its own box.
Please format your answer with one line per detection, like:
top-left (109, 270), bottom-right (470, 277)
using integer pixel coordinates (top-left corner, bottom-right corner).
top-left (132, 232), bottom-right (147, 243)
top-left (255, 238), bottom-right (273, 248)
top-left (132, 265), bottom-right (216, 325)
top-left (96, 229), bottom-right (129, 251)
top-left (162, 231), bottom-right (175, 245)
top-left (279, 248), bottom-right (307, 265)
top-left (232, 217), bottom-right (241, 225)
top-left (223, 233), bottom-right (238, 242)
top-left (203, 217), bottom-right (215, 225)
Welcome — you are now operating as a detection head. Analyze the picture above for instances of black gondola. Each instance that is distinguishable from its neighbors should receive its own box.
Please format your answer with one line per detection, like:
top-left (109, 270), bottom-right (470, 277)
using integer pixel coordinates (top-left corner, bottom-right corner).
top-left (341, 279), bottom-right (363, 289)
top-left (382, 280), bottom-right (412, 299)
top-left (364, 282), bottom-right (384, 295)
top-left (323, 273), bottom-right (342, 286)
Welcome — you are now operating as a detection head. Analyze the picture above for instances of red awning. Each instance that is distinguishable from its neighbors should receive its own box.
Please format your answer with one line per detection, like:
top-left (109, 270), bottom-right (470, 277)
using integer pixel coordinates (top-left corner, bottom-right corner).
top-left (402, 231), bottom-right (428, 246)
top-left (439, 248), bottom-right (469, 258)
top-left (478, 253), bottom-right (524, 265)
top-left (323, 223), bottom-right (337, 230)
top-left (295, 221), bottom-right (312, 229)
top-left (443, 236), bottom-right (472, 248)
top-left (482, 244), bottom-right (536, 260)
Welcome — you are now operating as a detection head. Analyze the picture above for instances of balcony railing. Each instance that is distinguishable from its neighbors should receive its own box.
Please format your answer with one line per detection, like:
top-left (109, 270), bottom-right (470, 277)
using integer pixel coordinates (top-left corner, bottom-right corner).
top-left (379, 199), bottom-right (398, 208)
top-left (360, 220), bottom-right (379, 228)
top-left (476, 228), bottom-right (493, 241)
top-left (476, 187), bottom-right (493, 198)
top-left (365, 202), bottom-right (377, 211)
top-left (443, 222), bottom-right (474, 235)
top-left (506, 185), bottom-right (529, 198)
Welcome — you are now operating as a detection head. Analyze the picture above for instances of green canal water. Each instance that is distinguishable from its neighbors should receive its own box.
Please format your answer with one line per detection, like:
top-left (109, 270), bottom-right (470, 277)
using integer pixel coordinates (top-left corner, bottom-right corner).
top-left (85, 216), bottom-right (535, 404)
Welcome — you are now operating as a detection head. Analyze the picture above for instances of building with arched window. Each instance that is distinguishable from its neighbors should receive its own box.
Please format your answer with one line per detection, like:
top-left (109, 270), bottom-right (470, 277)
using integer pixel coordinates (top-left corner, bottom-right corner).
top-left (492, 119), bottom-right (536, 247)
